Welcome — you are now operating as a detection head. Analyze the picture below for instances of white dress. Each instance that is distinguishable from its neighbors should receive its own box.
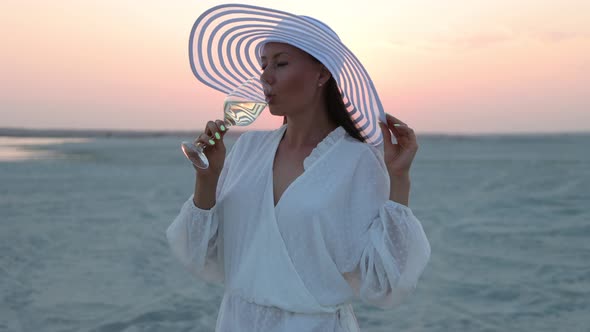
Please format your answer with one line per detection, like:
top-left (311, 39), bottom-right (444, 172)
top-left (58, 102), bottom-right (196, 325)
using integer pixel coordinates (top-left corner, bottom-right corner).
top-left (166, 125), bottom-right (431, 331)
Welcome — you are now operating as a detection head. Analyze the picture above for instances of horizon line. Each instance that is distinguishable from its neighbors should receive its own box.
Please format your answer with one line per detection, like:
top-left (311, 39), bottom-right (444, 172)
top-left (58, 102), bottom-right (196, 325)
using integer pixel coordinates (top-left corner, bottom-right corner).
top-left (0, 126), bottom-right (589, 139)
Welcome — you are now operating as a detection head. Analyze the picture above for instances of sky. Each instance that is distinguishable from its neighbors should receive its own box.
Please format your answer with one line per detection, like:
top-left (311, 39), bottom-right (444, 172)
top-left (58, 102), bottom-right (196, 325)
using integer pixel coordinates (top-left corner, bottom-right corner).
top-left (1, 0), bottom-right (589, 134)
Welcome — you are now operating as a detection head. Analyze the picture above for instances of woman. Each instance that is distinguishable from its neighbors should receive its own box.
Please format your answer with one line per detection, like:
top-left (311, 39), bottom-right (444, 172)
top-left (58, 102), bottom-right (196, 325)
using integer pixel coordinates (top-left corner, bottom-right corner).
top-left (167, 4), bottom-right (431, 331)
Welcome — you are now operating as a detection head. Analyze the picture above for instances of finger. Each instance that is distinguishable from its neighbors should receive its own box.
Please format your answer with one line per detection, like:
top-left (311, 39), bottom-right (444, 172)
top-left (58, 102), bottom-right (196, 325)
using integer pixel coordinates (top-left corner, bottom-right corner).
top-left (215, 119), bottom-right (228, 136)
top-left (213, 120), bottom-right (228, 146)
top-left (385, 113), bottom-right (406, 126)
top-left (379, 121), bottom-right (393, 144)
top-left (392, 124), bottom-right (415, 137)
top-left (392, 126), bottom-right (418, 149)
top-left (196, 132), bottom-right (217, 147)
top-left (212, 120), bottom-right (227, 149)
top-left (205, 121), bottom-right (222, 141)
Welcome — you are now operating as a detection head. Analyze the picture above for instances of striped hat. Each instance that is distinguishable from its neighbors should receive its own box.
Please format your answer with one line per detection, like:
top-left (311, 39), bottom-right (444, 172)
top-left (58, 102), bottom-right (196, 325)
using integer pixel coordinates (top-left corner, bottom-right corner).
top-left (189, 4), bottom-right (386, 145)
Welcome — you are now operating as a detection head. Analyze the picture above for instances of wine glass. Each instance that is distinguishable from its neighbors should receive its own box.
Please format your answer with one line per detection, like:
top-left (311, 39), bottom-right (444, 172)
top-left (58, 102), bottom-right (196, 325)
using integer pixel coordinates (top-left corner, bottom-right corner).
top-left (181, 77), bottom-right (268, 169)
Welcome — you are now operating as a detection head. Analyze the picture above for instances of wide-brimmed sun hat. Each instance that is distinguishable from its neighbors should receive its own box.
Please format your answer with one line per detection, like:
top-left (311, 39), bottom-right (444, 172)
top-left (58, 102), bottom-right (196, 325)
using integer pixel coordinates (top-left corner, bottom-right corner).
top-left (189, 3), bottom-right (386, 145)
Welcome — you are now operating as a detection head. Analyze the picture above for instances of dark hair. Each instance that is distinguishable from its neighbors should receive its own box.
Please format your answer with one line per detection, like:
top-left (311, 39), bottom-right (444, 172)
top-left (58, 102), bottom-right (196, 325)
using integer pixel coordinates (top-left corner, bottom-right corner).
top-left (282, 59), bottom-right (366, 143)
top-left (323, 77), bottom-right (365, 143)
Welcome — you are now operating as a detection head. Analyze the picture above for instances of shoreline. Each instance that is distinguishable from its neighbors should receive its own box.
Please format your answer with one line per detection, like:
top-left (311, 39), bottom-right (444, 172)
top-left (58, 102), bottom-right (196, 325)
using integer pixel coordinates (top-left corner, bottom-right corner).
top-left (0, 127), bottom-right (245, 139)
top-left (0, 127), bottom-right (588, 139)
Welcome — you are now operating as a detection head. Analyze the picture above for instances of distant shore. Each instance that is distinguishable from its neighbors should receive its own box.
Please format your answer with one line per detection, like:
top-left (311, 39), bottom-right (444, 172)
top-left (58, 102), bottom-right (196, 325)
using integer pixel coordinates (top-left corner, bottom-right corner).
top-left (0, 127), bottom-right (245, 139)
top-left (0, 127), bottom-right (588, 139)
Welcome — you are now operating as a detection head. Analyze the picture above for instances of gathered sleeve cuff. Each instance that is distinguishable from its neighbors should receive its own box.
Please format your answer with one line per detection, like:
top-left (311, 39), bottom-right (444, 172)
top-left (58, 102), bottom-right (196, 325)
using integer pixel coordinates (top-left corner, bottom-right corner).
top-left (166, 195), bottom-right (224, 284)
top-left (351, 200), bottom-right (431, 308)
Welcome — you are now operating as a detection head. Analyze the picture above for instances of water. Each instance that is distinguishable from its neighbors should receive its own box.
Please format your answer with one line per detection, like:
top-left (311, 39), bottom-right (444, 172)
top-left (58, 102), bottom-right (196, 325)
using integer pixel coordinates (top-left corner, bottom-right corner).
top-left (1, 131), bottom-right (588, 332)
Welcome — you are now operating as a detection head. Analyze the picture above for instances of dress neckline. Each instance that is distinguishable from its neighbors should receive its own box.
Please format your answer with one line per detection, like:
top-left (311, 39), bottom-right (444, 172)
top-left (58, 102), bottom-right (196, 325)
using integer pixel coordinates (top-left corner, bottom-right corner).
top-left (270, 124), bottom-right (347, 209)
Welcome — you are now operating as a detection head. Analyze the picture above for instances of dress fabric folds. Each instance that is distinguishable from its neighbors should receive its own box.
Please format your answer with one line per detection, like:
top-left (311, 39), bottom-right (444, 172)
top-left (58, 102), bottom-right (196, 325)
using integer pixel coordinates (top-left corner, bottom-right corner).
top-left (166, 124), bottom-right (431, 331)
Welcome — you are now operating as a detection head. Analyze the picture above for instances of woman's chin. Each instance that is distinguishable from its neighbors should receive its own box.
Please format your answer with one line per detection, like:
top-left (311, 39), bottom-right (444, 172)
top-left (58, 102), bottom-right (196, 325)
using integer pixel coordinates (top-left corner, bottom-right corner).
top-left (268, 106), bottom-right (284, 116)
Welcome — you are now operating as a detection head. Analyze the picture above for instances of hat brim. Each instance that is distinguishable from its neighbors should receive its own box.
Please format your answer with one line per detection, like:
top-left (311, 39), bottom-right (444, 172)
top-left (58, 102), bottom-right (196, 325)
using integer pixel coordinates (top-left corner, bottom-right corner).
top-left (189, 4), bottom-right (385, 145)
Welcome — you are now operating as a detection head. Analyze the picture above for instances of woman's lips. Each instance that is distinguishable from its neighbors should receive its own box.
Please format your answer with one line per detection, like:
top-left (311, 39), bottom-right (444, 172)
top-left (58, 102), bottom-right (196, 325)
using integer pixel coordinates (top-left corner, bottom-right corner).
top-left (263, 88), bottom-right (274, 103)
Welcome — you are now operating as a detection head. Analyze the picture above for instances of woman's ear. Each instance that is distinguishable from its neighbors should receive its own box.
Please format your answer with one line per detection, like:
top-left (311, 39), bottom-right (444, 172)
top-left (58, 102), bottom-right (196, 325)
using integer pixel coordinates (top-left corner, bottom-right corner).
top-left (318, 65), bottom-right (331, 86)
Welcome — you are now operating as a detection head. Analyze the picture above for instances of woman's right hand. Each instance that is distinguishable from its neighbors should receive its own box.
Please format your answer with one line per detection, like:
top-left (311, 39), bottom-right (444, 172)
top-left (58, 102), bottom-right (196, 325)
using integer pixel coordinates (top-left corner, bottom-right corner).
top-left (193, 119), bottom-right (228, 178)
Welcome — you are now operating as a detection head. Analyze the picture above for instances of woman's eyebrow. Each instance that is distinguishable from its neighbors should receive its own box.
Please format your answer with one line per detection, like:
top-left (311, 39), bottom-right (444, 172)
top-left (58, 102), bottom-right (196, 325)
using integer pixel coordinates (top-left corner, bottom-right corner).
top-left (260, 52), bottom-right (289, 61)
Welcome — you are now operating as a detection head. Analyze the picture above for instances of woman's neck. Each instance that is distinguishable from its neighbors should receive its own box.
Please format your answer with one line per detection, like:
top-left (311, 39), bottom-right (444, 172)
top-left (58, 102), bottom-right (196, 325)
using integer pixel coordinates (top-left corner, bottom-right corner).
top-left (282, 108), bottom-right (337, 149)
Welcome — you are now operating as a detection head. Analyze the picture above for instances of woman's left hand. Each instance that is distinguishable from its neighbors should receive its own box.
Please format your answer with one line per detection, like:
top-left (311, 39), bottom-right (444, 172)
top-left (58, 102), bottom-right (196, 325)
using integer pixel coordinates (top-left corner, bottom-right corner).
top-left (379, 113), bottom-right (419, 177)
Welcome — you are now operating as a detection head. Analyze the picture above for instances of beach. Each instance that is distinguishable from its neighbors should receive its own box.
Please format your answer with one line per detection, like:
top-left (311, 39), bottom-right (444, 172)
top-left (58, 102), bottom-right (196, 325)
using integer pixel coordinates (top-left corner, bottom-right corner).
top-left (1, 130), bottom-right (588, 331)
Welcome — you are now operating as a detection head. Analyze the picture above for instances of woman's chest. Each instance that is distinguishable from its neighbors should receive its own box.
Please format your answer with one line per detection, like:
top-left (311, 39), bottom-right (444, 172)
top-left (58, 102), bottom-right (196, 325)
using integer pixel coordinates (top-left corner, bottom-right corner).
top-left (219, 136), bottom-right (358, 219)
top-left (223, 165), bottom-right (352, 222)
top-left (272, 146), bottom-right (314, 207)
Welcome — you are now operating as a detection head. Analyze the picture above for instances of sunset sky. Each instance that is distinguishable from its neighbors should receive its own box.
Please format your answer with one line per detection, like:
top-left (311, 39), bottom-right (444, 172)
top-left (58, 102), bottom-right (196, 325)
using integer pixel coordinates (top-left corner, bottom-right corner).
top-left (1, 0), bottom-right (588, 134)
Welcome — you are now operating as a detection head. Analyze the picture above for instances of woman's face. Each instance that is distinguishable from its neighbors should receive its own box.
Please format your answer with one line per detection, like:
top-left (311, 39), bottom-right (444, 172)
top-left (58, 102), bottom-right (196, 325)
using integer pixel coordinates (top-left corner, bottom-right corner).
top-left (259, 42), bottom-right (324, 117)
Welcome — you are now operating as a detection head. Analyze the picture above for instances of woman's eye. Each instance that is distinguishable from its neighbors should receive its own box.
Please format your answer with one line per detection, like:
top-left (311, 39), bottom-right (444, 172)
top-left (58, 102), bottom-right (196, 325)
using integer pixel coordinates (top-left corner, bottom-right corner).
top-left (260, 63), bottom-right (287, 70)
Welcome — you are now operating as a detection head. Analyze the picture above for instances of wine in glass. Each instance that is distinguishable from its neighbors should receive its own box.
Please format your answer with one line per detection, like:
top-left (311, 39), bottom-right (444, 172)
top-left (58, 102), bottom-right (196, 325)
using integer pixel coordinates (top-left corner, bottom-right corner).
top-left (181, 77), bottom-right (268, 169)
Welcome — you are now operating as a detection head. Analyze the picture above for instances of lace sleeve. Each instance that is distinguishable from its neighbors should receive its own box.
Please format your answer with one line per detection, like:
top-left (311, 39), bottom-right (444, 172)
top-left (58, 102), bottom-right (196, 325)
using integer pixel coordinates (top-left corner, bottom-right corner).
top-left (343, 146), bottom-right (431, 309)
top-left (165, 133), bottom-right (245, 285)
top-left (166, 194), bottom-right (224, 284)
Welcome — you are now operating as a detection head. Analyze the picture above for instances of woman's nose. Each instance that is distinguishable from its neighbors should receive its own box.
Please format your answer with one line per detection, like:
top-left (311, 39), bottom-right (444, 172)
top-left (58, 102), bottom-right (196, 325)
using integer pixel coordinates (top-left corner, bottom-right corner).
top-left (260, 79), bottom-right (271, 93)
top-left (260, 69), bottom-right (274, 86)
